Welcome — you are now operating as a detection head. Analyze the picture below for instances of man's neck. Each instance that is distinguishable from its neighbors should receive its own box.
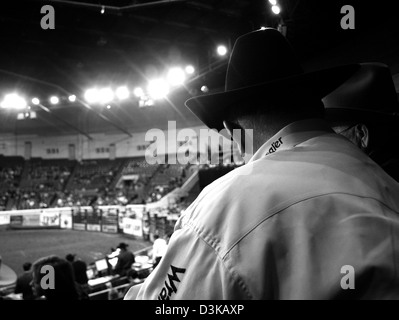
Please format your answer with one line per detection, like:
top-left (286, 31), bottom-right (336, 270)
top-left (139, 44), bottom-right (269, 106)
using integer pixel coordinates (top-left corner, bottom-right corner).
top-left (245, 118), bottom-right (332, 162)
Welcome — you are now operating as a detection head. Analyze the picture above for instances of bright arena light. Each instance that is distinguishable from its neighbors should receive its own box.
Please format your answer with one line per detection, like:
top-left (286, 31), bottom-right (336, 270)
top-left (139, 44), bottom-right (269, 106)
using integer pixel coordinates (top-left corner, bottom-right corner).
top-left (50, 96), bottom-right (59, 104)
top-left (32, 97), bottom-right (40, 105)
top-left (147, 79), bottom-right (170, 100)
top-left (99, 88), bottom-right (114, 104)
top-left (185, 65), bottom-right (195, 75)
top-left (84, 88), bottom-right (99, 103)
top-left (217, 45), bottom-right (228, 56)
top-left (133, 87), bottom-right (144, 98)
top-left (0, 93), bottom-right (27, 110)
top-left (201, 85), bottom-right (209, 93)
top-left (268, 0), bottom-right (277, 6)
top-left (167, 67), bottom-right (186, 86)
top-left (271, 5), bottom-right (281, 14)
top-left (115, 86), bottom-right (130, 100)
top-left (68, 95), bottom-right (76, 102)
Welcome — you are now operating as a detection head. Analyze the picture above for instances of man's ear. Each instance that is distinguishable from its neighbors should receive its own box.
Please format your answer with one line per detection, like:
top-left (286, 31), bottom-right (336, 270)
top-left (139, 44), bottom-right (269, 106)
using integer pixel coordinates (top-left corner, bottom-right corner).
top-left (223, 120), bottom-right (246, 155)
top-left (355, 123), bottom-right (370, 150)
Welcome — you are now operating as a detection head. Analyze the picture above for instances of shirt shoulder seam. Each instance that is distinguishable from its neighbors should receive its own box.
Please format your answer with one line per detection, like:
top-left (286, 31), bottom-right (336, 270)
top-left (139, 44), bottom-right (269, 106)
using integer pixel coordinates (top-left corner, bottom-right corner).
top-left (223, 192), bottom-right (399, 258)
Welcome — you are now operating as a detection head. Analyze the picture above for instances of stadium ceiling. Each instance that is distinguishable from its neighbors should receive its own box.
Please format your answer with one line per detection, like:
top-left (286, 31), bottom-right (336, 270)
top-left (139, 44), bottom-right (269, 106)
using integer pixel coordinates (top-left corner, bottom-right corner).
top-left (0, 0), bottom-right (398, 136)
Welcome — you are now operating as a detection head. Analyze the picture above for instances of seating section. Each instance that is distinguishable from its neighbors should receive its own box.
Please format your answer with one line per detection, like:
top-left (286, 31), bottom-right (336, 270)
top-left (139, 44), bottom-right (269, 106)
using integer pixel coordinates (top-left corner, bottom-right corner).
top-left (0, 156), bottom-right (24, 210)
top-left (21, 159), bottom-right (74, 191)
top-left (122, 158), bottom-right (158, 177)
top-left (67, 159), bottom-right (124, 192)
top-left (0, 155), bottom-right (242, 210)
top-left (13, 159), bottom-right (76, 209)
top-left (145, 164), bottom-right (187, 203)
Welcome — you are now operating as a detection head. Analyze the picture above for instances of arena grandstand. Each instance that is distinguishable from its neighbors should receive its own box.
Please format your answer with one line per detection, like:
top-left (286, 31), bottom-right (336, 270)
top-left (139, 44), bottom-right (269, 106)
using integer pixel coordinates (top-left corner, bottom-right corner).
top-left (0, 154), bottom-right (240, 300)
top-left (1, 0), bottom-right (398, 301)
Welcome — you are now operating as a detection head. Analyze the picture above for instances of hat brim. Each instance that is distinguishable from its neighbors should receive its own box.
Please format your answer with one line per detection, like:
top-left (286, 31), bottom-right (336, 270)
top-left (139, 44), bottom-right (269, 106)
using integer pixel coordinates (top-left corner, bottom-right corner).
top-left (0, 264), bottom-right (17, 287)
top-left (325, 107), bottom-right (399, 125)
top-left (185, 64), bottom-right (360, 131)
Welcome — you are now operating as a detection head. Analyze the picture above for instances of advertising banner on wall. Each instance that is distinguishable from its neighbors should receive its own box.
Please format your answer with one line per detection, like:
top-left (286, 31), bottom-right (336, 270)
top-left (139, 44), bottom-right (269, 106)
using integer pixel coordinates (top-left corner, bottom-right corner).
top-left (22, 213), bottom-right (41, 227)
top-left (117, 208), bottom-right (127, 231)
top-left (125, 205), bottom-right (145, 219)
top-left (87, 223), bottom-right (101, 232)
top-left (101, 207), bottom-right (118, 233)
top-left (122, 217), bottom-right (143, 238)
top-left (40, 211), bottom-right (60, 227)
top-left (0, 214), bottom-right (10, 225)
top-left (10, 215), bottom-right (23, 226)
top-left (4, 211), bottom-right (42, 228)
top-left (60, 211), bottom-right (73, 229)
top-left (123, 204), bottom-right (145, 232)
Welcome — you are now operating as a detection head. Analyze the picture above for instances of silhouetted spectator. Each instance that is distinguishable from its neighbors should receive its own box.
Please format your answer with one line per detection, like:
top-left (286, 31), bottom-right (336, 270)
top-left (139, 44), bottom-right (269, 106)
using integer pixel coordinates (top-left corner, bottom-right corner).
top-left (66, 253), bottom-right (90, 300)
top-left (65, 253), bottom-right (88, 285)
top-left (32, 255), bottom-right (78, 300)
top-left (114, 243), bottom-right (135, 276)
top-left (14, 262), bottom-right (34, 300)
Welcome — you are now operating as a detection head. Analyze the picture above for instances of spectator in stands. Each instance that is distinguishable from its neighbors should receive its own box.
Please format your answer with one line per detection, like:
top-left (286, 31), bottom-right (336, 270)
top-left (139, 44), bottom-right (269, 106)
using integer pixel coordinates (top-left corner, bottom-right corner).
top-left (65, 253), bottom-right (88, 285)
top-left (323, 63), bottom-right (399, 182)
top-left (113, 243), bottom-right (135, 277)
top-left (152, 234), bottom-right (169, 269)
top-left (106, 282), bottom-right (120, 300)
top-left (66, 253), bottom-right (89, 300)
top-left (14, 262), bottom-right (35, 300)
top-left (32, 255), bottom-right (79, 300)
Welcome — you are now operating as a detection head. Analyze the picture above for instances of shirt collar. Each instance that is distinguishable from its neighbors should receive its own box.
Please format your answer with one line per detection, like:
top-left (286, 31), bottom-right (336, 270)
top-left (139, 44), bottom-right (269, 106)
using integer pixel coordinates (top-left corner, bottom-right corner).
top-left (248, 119), bottom-right (334, 163)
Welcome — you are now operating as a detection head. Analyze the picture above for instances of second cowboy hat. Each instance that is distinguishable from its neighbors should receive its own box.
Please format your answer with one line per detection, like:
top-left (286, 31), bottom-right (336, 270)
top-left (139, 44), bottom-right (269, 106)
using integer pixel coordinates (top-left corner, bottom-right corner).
top-left (0, 256), bottom-right (17, 288)
top-left (323, 62), bottom-right (399, 124)
top-left (185, 28), bottom-right (359, 131)
top-left (117, 242), bottom-right (129, 249)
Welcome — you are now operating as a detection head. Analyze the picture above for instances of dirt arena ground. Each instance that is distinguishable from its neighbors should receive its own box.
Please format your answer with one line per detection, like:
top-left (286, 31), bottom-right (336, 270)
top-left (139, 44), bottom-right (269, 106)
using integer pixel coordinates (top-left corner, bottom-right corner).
top-left (0, 228), bottom-right (151, 273)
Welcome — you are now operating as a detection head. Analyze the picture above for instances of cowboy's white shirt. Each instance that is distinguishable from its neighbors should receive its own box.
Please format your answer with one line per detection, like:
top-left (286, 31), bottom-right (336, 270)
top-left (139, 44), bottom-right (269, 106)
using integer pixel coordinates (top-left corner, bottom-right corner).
top-left (126, 119), bottom-right (399, 300)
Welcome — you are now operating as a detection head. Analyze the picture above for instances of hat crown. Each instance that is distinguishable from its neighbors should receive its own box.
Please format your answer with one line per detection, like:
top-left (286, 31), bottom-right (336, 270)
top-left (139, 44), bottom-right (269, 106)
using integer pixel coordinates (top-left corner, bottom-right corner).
top-left (118, 242), bottom-right (128, 248)
top-left (323, 62), bottom-right (399, 114)
top-left (225, 28), bottom-right (304, 91)
top-left (185, 28), bottom-right (359, 131)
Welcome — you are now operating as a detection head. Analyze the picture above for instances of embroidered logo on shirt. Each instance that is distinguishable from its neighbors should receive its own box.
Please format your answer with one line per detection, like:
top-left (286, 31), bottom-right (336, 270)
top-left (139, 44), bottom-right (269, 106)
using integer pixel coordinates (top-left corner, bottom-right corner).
top-left (158, 265), bottom-right (186, 300)
top-left (265, 137), bottom-right (283, 155)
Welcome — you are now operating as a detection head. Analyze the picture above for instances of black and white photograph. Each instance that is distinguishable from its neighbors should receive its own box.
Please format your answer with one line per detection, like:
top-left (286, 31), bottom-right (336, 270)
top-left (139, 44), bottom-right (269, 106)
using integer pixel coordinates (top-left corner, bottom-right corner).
top-left (0, 0), bottom-right (399, 306)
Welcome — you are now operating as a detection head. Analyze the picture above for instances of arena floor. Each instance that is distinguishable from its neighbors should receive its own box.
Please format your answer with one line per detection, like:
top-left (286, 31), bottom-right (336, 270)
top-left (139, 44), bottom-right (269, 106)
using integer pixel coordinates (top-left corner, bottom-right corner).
top-left (0, 229), bottom-right (151, 274)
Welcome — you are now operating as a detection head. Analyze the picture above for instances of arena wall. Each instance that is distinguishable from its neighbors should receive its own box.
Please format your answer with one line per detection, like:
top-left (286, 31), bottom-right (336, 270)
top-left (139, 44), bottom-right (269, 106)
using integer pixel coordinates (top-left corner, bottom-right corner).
top-left (0, 125), bottom-right (237, 161)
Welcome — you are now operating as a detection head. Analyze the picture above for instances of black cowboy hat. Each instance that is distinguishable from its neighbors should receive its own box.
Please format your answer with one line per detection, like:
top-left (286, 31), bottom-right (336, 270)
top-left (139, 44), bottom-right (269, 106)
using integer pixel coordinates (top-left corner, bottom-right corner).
top-left (185, 28), bottom-right (359, 131)
top-left (323, 62), bottom-right (399, 124)
top-left (117, 242), bottom-right (129, 249)
top-left (65, 253), bottom-right (76, 262)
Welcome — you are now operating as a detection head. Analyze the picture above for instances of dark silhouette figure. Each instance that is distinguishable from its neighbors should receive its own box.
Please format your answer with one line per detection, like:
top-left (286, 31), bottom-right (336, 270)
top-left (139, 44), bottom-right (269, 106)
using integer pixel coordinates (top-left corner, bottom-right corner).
top-left (14, 262), bottom-right (34, 300)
